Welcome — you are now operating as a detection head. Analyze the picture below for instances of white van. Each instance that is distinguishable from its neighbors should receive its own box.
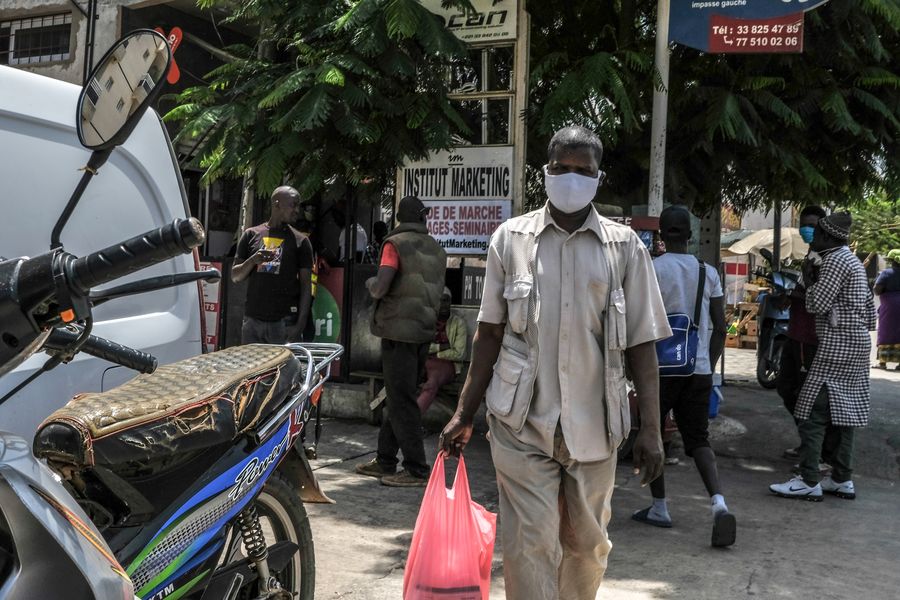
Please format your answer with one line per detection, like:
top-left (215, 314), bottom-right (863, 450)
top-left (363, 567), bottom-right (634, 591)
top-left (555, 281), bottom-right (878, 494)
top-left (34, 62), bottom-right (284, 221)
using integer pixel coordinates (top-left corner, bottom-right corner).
top-left (0, 65), bottom-right (203, 437)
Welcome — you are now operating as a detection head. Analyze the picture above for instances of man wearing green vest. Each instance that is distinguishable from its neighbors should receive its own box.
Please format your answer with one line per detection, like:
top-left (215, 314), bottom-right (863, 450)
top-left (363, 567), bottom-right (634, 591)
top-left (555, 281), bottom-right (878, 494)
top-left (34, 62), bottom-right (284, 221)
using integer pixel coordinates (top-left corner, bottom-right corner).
top-left (356, 196), bottom-right (447, 487)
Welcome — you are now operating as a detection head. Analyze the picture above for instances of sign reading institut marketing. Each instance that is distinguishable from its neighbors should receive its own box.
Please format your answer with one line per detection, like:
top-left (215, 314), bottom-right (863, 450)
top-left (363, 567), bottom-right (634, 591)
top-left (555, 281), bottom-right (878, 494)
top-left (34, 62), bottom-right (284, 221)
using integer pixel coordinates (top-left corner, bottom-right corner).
top-left (420, 0), bottom-right (518, 43)
top-left (400, 146), bottom-right (513, 255)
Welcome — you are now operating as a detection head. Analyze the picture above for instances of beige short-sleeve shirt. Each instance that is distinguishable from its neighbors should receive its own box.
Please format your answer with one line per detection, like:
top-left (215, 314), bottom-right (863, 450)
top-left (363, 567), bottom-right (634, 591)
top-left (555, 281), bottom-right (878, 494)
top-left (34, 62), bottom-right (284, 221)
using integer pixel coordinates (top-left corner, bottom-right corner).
top-left (478, 205), bottom-right (670, 461)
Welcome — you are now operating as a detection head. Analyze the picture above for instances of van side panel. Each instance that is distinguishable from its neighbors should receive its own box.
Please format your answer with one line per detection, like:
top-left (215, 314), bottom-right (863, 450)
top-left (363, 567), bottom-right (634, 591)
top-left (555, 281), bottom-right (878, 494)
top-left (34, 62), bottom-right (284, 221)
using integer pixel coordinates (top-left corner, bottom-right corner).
top-left (0, 66), bottom-right (202, 437)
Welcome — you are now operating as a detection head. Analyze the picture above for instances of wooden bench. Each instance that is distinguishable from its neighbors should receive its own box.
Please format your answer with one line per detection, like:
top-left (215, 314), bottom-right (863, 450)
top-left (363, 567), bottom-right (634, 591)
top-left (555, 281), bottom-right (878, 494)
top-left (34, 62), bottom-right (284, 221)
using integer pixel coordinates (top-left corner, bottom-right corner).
top-left (346, 370), bottom-right (386, 425)
top-left (350, 364), bottom-right (469, 408)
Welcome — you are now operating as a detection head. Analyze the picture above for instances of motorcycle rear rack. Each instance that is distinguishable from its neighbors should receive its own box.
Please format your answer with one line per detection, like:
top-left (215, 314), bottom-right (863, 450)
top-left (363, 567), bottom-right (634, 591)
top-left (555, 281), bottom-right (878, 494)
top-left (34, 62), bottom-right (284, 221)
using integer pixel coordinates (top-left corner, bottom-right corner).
top-left (253, 343), bottom-right (343, 443)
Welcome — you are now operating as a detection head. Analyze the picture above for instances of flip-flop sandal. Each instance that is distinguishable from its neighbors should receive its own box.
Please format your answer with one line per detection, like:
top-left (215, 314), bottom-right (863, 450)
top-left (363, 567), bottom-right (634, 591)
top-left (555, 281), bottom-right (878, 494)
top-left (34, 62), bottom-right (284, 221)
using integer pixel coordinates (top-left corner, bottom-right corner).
top-left (712, 511), bottom-right (737, 547)
top-left (631, 507), bottom-right (672, 528)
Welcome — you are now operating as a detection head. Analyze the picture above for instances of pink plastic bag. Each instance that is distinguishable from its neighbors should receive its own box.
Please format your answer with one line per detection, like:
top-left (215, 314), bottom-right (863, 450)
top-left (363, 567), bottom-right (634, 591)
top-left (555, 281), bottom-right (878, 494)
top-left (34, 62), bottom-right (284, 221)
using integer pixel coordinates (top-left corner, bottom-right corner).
top-left (403, 453), bottom-right (497, 600)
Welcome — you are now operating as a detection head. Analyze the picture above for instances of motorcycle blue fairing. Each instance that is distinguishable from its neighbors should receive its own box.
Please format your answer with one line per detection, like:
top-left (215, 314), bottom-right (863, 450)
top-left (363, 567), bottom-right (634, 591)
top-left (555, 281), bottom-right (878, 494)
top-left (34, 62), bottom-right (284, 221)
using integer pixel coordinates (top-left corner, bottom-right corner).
top-left (128, 416), bottom-right (296, 599)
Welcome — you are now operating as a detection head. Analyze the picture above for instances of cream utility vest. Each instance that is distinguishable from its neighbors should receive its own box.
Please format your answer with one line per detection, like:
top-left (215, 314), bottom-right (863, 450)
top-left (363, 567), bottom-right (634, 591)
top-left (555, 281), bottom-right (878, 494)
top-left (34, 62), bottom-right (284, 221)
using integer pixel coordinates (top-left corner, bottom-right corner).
top-left (478, 206), bottom-right (671, 462)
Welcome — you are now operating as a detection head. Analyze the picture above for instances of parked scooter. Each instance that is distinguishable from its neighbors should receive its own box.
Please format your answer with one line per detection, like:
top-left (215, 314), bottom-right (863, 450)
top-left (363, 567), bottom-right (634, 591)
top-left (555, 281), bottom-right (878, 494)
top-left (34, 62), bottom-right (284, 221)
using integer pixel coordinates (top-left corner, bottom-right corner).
top-left (755, 248), bottom-right (799, 388)
top-left (0, 30), bottom-right (341, 600)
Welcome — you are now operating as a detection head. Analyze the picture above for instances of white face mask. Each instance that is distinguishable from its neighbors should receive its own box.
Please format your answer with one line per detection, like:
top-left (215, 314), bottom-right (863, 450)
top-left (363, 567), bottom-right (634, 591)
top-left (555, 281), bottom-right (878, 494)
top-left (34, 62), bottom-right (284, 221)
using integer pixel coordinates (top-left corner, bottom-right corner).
top-left (543, 165), bottom-right (602, 214)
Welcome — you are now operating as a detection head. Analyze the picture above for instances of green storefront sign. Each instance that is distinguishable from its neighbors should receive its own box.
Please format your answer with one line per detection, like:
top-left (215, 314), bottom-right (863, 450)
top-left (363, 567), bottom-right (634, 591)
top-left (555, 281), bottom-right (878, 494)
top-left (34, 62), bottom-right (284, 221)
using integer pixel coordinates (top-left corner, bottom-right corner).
top-left (312, 287), bottom-right (342, 343)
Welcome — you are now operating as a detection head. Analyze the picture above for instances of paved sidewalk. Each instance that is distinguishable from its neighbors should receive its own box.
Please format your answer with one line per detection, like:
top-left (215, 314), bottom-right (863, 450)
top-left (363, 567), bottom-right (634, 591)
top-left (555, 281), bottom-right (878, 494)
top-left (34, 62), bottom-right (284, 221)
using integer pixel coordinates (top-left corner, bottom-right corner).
top-left (305, 347), bottom-right (900, 599)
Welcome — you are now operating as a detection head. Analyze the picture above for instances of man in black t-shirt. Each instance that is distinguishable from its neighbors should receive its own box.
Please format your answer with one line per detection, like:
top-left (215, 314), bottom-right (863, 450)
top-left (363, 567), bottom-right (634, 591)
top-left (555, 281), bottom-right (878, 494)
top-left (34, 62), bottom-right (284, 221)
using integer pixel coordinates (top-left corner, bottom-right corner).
top-left (232, 186), bottom-right (313, 344)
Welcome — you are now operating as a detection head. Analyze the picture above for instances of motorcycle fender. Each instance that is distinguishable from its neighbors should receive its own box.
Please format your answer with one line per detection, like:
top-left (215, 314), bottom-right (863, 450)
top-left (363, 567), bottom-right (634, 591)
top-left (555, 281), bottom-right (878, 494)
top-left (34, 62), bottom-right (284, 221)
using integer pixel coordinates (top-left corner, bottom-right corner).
top-left (278, 445), bottom-right (335, 504)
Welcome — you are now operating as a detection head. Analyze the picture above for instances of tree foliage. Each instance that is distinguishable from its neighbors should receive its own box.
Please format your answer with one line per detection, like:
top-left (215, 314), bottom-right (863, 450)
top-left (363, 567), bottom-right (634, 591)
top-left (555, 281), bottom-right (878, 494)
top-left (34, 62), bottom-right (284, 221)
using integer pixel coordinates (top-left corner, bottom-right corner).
top-left (526, 0), bottom-right (900, 214)
top-left (173, 0), bottom-right (900, 217)
top-left (849, 191), bottom-right (900, 255)
top-left (166, 0), bottom-right (472, 200)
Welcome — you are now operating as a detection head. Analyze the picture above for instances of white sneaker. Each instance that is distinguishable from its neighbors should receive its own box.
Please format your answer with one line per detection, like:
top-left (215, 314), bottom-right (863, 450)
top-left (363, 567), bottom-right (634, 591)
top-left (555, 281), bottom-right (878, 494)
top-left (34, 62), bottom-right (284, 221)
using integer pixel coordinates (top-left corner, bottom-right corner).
top-left (820, 476), bottom-right (856, 500)
top-left (769, 476), bottom-right (823, 502)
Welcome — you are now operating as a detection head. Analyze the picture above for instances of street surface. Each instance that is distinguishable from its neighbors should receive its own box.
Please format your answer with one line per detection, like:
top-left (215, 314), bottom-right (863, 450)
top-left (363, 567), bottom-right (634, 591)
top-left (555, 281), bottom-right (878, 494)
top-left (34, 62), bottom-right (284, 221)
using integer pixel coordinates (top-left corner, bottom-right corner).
top-left (306, 345), bottom-right (900, 599)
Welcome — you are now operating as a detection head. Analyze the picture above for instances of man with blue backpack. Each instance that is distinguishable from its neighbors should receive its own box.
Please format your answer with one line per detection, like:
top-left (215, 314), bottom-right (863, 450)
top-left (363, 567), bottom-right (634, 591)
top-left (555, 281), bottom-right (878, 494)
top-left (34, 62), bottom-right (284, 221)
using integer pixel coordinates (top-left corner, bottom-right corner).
top-left (632, 205), bottom-right (735, 547)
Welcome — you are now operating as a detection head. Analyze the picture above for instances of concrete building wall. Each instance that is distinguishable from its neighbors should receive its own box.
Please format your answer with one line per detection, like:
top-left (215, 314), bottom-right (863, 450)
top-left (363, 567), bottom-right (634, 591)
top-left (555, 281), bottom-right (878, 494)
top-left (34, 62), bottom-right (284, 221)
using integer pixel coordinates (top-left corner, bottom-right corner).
top-left (740, 205), bottom-right (794, 230)
top-left (0, 0), bottom-right (163, 85)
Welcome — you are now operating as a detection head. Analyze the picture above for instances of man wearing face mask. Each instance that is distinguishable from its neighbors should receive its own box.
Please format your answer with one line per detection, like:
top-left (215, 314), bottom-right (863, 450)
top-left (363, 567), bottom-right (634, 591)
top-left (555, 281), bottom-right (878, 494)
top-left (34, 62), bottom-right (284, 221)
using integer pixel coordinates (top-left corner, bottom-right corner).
top-left (770, 212), bottom-right (876, 501)
top-left (777, 206), bottom-right (837, 462)
top-left (440, 125), bottom-right (671, 599)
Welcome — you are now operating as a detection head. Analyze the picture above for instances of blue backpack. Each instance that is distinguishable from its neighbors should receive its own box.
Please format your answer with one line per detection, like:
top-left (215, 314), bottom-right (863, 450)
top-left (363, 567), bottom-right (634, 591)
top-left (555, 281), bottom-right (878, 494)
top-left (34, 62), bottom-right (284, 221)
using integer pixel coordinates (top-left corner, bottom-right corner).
top-left (655, 260), bottom-right (705, 377)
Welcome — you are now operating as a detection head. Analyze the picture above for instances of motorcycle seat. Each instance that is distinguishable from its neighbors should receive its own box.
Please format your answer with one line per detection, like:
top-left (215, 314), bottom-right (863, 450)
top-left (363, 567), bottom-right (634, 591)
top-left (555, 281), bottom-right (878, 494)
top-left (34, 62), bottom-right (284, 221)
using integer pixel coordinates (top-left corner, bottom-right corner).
top-left (34, 344), bottom-right (301, 470)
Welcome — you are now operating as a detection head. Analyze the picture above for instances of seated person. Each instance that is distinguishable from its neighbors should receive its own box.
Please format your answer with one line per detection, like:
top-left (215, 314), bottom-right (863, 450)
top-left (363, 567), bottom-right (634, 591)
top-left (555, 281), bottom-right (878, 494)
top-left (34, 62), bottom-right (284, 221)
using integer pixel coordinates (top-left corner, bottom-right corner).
top-left (417, 288), bottom-right (467, 414)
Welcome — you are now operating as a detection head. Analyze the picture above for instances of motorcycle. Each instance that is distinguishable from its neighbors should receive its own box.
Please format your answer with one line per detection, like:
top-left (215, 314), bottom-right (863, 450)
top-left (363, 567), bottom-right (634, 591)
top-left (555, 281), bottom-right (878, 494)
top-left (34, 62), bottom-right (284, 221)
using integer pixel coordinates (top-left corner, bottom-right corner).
top-left (0, 30), bottom-right (341, 599)
top-left (755, 248), bottom-right (799, 389)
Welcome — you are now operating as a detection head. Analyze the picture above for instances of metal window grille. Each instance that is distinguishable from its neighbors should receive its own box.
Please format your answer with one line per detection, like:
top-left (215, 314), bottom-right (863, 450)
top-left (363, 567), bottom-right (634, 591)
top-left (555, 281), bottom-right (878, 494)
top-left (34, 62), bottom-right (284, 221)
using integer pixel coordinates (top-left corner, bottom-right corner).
top-left (0, 13), bottom-right (72, 66)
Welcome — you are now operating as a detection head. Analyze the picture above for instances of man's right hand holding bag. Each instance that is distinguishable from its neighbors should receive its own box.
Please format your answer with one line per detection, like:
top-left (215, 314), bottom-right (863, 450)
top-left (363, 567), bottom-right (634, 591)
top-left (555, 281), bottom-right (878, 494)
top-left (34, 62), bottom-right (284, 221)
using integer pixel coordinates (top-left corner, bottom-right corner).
top-left (403, 452), bottom-right (496, 600)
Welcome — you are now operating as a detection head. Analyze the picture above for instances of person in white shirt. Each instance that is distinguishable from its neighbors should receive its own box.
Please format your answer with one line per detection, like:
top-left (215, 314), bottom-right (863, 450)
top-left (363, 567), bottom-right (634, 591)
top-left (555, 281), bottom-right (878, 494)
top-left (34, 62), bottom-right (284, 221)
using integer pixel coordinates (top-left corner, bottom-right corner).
top-left (632, 205), bottom-right (735, 547)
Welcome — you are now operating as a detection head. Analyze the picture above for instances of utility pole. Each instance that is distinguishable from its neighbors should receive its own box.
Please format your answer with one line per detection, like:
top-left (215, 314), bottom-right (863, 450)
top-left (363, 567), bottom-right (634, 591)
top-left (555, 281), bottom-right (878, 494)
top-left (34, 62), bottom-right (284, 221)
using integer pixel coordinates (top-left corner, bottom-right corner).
top-left (647, 0), bottom-right (671, 217)
top-left (512, 0), bottom-right (530, 217)
top-left (81, 0), bottom-right (96, 85)
top-left (340, 188), bottom-right (357, 381)
top-left (772, 198), bottom-right (782, 267)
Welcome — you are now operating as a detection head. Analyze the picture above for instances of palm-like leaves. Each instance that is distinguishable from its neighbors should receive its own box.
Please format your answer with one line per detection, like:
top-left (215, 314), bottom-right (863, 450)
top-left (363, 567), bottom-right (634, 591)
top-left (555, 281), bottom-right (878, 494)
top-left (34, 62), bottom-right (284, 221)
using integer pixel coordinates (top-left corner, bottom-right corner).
top-left (171, 0), bottom-right (899, 214)
top-left (850, 191), bottom-right (900, 255)
top-left (527, 0), bottom-right (900, 213)
top-left (166, 0), bottom-right (471, 200)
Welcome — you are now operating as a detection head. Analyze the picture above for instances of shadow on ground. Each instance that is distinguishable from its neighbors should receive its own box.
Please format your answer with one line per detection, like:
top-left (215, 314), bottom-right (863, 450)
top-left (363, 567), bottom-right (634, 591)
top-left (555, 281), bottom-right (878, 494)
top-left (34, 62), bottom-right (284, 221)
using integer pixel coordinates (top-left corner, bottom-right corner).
top-left (306, 347), bottom-right (900, 599)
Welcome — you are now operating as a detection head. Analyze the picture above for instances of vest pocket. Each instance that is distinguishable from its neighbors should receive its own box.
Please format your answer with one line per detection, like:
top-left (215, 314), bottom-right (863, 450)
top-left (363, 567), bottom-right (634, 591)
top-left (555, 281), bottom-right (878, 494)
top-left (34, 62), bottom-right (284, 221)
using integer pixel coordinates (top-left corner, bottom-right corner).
top-left (486, 348), bottom-right (527, 417)
top-left (503, 276), bottom-right (533, 334)
top-left (606, 367), bottom-right (630, 447)
top-left (609, 288), bottom-right (628, 350)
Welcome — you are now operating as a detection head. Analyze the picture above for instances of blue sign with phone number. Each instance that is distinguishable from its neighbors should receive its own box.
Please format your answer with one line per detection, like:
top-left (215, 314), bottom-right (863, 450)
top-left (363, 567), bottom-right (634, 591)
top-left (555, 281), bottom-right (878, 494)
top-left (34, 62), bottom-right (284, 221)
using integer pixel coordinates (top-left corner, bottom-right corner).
top-left (669, 0), bottom-right (830, 52)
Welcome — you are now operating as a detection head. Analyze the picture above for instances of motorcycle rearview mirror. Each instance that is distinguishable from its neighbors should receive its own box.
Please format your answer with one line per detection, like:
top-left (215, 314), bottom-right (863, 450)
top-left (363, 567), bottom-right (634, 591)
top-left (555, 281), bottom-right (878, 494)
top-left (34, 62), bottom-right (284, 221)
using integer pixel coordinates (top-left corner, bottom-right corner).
top-left (759, 247), bottom-right (775, 266)
top-left (77, 30), bottom-right (171, 150)
top-left (51, 30), bottom-right (172, 248)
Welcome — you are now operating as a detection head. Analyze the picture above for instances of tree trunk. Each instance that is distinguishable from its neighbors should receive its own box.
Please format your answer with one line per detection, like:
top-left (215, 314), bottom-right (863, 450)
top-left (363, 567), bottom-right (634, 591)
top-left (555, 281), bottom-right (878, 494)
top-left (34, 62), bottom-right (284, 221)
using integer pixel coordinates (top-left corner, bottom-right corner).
top-left (237, 21), bottom-right (275, 233)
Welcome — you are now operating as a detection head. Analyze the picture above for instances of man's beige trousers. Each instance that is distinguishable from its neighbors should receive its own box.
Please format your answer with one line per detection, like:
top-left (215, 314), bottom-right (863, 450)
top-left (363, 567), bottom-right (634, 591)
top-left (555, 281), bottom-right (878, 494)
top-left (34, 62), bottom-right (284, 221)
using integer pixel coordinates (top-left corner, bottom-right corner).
top-left (489, 418), bottom-right (616, 600)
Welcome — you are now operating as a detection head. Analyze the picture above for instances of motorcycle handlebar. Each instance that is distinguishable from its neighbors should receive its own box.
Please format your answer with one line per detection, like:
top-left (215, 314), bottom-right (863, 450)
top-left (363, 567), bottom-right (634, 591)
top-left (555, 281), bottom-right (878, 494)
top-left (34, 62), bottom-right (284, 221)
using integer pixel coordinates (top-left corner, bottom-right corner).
top-left (45, 327), bottom-right (157, 374)
top-left (68, 218), bottom-right (205, 293)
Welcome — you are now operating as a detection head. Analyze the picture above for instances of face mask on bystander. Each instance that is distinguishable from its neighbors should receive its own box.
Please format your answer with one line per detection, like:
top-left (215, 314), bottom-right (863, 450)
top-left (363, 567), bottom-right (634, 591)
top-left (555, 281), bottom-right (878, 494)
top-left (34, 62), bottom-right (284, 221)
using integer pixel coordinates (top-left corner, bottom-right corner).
top-left (799, 226), bottom-right (815, 244)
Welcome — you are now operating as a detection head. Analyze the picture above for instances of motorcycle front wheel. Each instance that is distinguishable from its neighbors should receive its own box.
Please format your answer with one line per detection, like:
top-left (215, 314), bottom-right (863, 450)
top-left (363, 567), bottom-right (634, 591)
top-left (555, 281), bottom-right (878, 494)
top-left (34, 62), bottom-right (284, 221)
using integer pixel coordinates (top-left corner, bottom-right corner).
top-left (219, 472), bottom-right (316, 600)
top-left (756, 338), bottom-right (785, 389)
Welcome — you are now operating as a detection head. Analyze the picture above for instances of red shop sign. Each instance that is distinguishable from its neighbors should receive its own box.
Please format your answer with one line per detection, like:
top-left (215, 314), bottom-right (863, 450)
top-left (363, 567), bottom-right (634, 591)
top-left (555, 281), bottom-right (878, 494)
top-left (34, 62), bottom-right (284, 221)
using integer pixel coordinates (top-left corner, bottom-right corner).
top-left (708, 12), bottom-right (804, 54)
